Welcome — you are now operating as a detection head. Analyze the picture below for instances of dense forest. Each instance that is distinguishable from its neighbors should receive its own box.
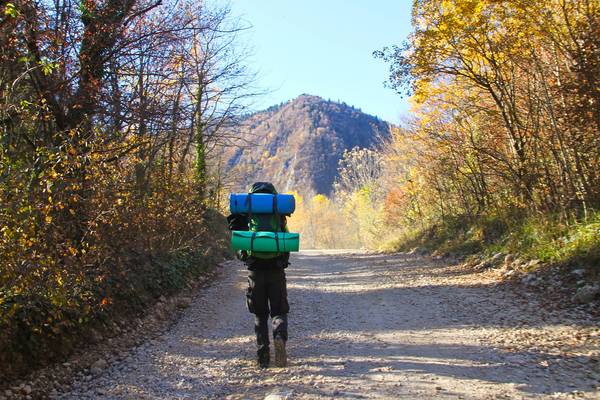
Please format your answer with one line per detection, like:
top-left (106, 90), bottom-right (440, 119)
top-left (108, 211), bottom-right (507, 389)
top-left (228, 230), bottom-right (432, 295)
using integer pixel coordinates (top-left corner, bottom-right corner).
top-left (1, 0), bottom-right (599, 387)
top-left (0, 0), bottom-right (247, 378)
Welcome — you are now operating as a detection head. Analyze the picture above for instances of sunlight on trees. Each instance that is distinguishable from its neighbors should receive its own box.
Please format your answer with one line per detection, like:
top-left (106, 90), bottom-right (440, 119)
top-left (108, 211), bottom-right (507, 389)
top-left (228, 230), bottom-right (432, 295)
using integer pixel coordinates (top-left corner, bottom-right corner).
top-left (300, 0), bottom-right (599, 252)
top-left (0, 0), bottom-right (253, 376)
top-left (287, 148), bottom-right (390, 249)
top-left (1, 0), bottom-right (599, 380)
top-left (372, 0), bottom-right (600, 245)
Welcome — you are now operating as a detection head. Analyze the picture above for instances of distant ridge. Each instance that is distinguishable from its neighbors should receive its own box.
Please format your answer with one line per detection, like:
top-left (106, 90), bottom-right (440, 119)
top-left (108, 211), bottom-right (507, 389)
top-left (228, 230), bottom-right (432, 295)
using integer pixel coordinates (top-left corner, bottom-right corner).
top-left (224, 94), bottom-right (391, 195)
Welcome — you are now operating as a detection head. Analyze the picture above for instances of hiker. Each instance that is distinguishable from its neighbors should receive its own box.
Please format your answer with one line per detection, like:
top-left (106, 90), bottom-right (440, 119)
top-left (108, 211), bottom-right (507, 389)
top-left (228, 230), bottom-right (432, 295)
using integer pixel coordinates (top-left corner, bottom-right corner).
top-left (227, 182), bottom-right (290, 368)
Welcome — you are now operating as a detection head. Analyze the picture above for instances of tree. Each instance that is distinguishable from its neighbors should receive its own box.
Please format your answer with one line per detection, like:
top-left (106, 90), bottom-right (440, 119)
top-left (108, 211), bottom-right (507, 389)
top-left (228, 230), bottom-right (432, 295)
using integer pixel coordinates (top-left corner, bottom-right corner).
top-left (0, 0), bottom-right (256, 377)
top-left (376, 0), bottom-right (600, 223)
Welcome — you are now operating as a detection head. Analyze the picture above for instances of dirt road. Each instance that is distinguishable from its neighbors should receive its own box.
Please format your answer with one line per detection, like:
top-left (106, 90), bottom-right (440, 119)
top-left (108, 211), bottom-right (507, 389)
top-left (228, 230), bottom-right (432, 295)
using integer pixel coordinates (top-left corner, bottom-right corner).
top-left (61, 251), bottom-right (600, 399)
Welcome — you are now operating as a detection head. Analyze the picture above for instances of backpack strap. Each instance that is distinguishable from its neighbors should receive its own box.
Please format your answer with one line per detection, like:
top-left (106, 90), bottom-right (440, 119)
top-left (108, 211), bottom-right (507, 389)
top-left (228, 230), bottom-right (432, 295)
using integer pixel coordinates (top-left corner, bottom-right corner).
top-left (272, 195), bottom-right (281, 254)
top-left (245, 194), bottom-right (253, 226)
top-left (250, 231), bottom-right (257, 252)
top-left (273, 231), bottom-right (280, 254)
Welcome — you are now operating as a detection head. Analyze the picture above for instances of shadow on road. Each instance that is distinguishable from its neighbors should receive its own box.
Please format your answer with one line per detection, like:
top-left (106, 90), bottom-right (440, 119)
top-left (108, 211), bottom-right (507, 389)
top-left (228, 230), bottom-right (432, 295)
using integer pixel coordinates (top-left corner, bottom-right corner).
top-left (121, 251), bottom-right (599, 398)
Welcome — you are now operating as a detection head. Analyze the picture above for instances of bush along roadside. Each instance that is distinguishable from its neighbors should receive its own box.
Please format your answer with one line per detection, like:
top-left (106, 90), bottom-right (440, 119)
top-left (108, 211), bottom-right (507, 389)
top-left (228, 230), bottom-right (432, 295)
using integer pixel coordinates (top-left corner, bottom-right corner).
top-left (0, 254), bottom-right (228, 400)
top-left (384, 210), bottom-right (600, 308)
top-left (0, 208), bottom-right (232, 387)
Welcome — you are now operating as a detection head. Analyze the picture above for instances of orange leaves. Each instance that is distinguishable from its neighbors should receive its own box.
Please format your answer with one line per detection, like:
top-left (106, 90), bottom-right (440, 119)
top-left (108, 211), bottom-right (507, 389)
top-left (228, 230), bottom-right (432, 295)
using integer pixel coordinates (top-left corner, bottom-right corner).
top-left (100, 298), bottom-right (112, 307)
top-left (0, 0), bottom-right (245, 378)
top-left (384, 188), bottom-right (406, 210)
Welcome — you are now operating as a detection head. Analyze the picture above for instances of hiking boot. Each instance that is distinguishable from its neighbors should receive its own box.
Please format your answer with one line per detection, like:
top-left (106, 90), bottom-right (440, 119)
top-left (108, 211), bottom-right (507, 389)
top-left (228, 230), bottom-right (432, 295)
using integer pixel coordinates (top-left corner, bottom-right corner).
top-left (273, 337), bottom-right (287, 368)
top-left (257, 347), bottom-right (270, 368)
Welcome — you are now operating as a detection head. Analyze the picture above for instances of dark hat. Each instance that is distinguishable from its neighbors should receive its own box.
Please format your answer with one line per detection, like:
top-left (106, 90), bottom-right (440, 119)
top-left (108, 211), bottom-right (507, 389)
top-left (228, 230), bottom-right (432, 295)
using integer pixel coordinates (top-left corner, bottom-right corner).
top-left (249, 182), bottom-right (278, 194)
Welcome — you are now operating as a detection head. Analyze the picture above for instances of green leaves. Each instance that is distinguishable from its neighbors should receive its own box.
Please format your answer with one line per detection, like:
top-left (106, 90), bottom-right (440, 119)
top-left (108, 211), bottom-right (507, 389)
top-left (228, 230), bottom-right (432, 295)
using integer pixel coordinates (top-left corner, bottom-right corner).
top-left (4, 3), bottom-right (19, 18)
top-left (39, 58), bottom-right (58, 76)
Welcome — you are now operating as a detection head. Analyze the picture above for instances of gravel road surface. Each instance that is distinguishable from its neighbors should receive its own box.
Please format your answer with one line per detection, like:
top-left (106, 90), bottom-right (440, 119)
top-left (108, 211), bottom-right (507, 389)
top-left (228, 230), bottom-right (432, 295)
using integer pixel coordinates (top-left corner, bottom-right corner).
top-left (60, 250), bottom-right (600, 399)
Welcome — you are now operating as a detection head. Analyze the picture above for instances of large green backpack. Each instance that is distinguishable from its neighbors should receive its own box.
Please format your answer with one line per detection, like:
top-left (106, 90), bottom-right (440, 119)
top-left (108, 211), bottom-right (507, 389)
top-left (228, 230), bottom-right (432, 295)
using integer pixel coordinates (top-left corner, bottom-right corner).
top-left (247, 182), bottom-right (288, 260)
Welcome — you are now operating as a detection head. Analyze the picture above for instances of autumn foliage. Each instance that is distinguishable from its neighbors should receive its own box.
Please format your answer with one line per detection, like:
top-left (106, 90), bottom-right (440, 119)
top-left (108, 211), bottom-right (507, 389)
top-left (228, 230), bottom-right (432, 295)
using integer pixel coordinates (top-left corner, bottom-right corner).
top-left (299, 0), bottom-right (599, 260)
top-left (372, 0), bottom-right (600, 259)
top-left (0, 0), bottom-right (248, 379)
top-left (287, 148), bottom-right (388, 249)
top-left (377, 0), bottom-right (600, 217)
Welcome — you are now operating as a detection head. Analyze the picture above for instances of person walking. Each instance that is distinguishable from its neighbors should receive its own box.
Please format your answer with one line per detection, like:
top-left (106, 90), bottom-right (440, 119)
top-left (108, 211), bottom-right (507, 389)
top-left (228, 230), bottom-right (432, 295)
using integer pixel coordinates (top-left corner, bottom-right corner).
top-left (227, 182), bottom-right (290, 368)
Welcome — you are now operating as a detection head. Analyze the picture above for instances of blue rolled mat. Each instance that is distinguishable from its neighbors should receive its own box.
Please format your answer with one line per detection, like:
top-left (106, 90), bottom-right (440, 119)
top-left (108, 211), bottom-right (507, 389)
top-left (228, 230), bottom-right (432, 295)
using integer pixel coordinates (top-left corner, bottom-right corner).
top-left (229, 193), bottom-right (295, 214)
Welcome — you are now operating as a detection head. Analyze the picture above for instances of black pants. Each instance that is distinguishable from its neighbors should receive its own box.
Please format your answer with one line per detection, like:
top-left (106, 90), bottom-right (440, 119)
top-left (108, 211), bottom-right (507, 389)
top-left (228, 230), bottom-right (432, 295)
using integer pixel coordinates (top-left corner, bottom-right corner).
top-left (246, 267), bottom-right (289, 355)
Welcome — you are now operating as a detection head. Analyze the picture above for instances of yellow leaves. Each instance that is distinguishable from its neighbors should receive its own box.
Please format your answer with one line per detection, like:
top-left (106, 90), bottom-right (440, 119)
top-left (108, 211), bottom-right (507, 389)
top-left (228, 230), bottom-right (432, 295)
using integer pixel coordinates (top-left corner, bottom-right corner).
top-left (4, 2), bottom-right (19, 18)
top-left (0, 92), bottom-right (225, 369)
top-left (438, 0), bottom-right (487, 28)
top-left (39, 58), bottom-right (59, 76)
top-left (410, 0), bottom-right (531, 99)
top-left (312, 194), bottom-right (329, 207)
top-left (456, 0), bottom-right (485, 19)
top-left (19, 99), bottom-right (32, 110)
top-left (19, 236), bottom-right (34, 248)
top-left (410, 79), bottom-right (433, 107)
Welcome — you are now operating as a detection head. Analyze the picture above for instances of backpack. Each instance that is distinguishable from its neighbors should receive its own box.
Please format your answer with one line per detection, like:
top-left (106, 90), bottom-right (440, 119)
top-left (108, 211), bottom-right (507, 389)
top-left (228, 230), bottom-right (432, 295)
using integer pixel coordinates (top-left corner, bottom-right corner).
top-left (247, 182), bottom-right (289, 260)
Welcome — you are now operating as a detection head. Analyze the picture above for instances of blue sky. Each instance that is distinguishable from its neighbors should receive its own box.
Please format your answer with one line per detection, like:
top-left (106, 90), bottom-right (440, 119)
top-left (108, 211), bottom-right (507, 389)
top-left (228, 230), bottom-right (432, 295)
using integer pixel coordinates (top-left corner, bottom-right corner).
top-left (228, 0), bottom-right (413, 124)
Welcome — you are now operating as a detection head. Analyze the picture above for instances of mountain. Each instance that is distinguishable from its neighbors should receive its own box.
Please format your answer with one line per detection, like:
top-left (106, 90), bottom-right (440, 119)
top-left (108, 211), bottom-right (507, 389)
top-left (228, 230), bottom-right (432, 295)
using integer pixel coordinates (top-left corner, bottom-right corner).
top-left (224, 94), bottom-right (391, 195)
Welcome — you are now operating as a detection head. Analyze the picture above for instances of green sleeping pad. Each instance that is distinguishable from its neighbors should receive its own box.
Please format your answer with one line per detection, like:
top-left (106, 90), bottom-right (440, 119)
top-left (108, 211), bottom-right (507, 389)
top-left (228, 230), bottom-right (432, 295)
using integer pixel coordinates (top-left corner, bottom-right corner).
top-left (231, 231), bottom-right (300, 252)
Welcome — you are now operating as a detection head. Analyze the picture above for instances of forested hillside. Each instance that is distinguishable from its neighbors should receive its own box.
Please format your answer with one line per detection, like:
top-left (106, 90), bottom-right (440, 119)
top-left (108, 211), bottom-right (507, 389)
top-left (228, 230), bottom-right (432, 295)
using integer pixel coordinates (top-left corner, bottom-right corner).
top-left (0, 0), bottom-right (246, 380)
top-left (223, 94), bottom-right (390, 195)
